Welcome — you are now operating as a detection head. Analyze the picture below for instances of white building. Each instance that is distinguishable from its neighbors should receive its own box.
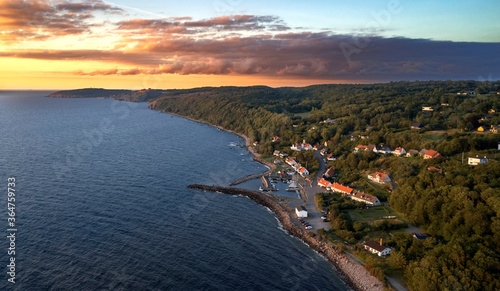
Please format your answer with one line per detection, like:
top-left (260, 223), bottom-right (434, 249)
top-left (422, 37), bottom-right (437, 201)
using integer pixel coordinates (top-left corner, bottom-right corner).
top-left (363, 240), bottom-right (392, 256)
top-left (468, 156), bottom-right (489, 166)
top-left (295, 206), bottom-right (308, 218)
top-left (351, 192), bottom-right (381, 206)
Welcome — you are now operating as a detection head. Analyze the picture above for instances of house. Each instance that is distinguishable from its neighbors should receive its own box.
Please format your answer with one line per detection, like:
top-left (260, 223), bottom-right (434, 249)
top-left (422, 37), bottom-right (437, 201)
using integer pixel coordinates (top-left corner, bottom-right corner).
top-left (298, 167), bottom-right (309, 177)
top-left (350, 191), bottom-right (381, 206)
top-left (406, 149), bottom-right (419, 157)
top-left (320, 148), bottom-right (328, 156)
top-left (427, 166), bottom-right (442, 174)
top-left (313, 144), bottom-right (323, 150)
top-left (359, 135), bottom-right (369, 140)
top-left (491, 125), bottom-right (500, 134)
top-left (273, 150), bottom-right (281, 156)
top-left (285, 157), bottom-right (297, 166)
top-left (489, 109), bottom-right (496, 114)
top-left (477, 126), bottom-right (487, 132)
top-left (295, 206), bottom-right (308, 218)
top-left (253, 141), bottom-right (259, 146)
top-left (368, 172), bottom-right (391, 183)
top-left (354, 144), bottom-right (376, 153)
top-left (363, 240), bottom-right (392, 256)
top-left (441, 103), bottom-right (449, 106)
top-left (291, 140), bottom-right (313, 151)
top-left (321, 118), bottom-right (336, 124)
top-left (411, 123), bottom-right (424, 130)
top-left (412, 233), bottom-right (431, 240)
top-left (422, 107), bottom-right (433, 112)
top-left (393, 147), bottom-right (406, 156)
top-left (374, 145), bottom-right (392, 154)
top-left (272, 136), bottom-right (282, 142)
top-left (279, 152), bottom-right (288, 157)
top-left (324, 167), bottom-right (335, 178)
top-left (318, 178), bottom-right (332, 189)
top-left (419, 149), bottom-right (428, 156)
top-left (331, 183), bottom-right (353, 195)
top-left (327, 154), bottom-right (336, 161)
top-left (468, 156), bottom-right (489, 166)
top-left (424, 149), bottom-right (442, 159)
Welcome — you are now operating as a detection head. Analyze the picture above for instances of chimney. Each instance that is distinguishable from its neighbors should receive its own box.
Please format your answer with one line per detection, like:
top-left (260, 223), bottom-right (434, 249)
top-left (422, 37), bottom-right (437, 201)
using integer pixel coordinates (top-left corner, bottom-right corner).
top-left (380, 238), bottom-right (383, 246)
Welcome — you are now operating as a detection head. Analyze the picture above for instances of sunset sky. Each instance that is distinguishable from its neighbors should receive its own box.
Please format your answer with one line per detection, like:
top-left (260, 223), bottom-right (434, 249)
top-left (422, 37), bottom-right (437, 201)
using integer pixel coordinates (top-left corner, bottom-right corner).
top-left (1, 0), bottom-right (499, 90)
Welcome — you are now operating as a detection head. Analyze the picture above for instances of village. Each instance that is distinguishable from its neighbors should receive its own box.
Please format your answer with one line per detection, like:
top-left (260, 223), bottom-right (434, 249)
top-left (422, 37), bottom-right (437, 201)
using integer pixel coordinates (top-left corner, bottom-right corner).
top-left (247, 112), bottom-right (496, 273)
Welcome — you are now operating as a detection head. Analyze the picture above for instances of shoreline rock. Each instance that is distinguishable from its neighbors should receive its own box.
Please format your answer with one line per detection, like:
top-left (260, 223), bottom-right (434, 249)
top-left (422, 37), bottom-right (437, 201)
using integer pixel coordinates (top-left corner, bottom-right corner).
top-left (188, 184), bottom-right (384, 291)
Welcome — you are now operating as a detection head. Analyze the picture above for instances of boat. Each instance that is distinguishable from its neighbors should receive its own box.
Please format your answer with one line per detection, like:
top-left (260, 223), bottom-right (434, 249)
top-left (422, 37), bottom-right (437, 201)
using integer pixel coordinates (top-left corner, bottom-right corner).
top-left (286, 180), bottom-right (299, 191)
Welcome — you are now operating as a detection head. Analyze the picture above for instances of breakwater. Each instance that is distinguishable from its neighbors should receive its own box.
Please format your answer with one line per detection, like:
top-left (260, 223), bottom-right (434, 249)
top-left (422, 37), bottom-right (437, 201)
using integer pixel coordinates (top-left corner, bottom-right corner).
top-left (188, 184), bottom-right (383, 291)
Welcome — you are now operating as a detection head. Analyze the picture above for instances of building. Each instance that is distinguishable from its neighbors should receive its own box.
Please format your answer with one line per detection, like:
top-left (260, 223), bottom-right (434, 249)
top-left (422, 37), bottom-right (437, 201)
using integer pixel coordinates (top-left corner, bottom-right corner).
top-left (331, 183), bottom-right (353, 195)
top-left (427, 166), bottom-right (442, 173)
top-left (295, 206), bottom-right (308, 218)
top-left (363, 240), bottom-right (392, 256)
top-left (253, 141), bottom-right (259, 146)
top-left (374, 145), bottom-right (392, 154)
top-left (468, 156), bottom-right (489, 166)
top-left (298, 167), bottom-right (309, 177)
top-left (423, 149), bottom-right (442, 159)
top-left (368, 172), bottom-right (391, 183)
top-left (350, 191), bottom-right (381, 206)
top-left (491, 125), bottom-right (500, 134)
top-left (273, 150), bottom-right (281, 156)
top-left (406, 149), bottom-right (419, 157)
top-left (412, 233), bottom-right (431, 240)
top-left (354, 144), bottom-right (376, 154)
top-left (489, 109), bottom-right (496, 114)
top-left (320, 148), bottom-right (328, 156)
top-left (477, 126), bottom-right (487, 132)
top-left (411, 123), bottom-right (424, 130)
top-left (285, 157), bottom-right (297, 166)
top-left (272, 136), bottom-right (282, 142)
top-left (422, 107), bottom-right (434, 112)
top-left (393, 147), bottom-right (406, 156)
top-left (324, 167), bottom-right (335, 178)
top-left (291, 140), bottom-right (313, 151)
top-left (321, 118), bottom-right (336, 124)
top-left (317, 178), bottom-right (331, 189)
top-left (327, 154), bottom-right (336, 161)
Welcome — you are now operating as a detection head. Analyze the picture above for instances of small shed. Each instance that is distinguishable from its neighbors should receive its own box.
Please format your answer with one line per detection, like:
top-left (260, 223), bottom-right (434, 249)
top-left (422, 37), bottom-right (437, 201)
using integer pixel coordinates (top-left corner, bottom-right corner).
top-left (295, 206), bottom-right (308, 218)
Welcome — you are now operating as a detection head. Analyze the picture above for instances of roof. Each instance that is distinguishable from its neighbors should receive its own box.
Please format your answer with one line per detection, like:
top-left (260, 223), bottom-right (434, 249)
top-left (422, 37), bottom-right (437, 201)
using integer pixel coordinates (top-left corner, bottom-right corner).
top-left (318, 178), bottom-right (331, 187)
top-left (331, 183), bottom-right (353, 194)
top-left (372, 172), bottom-right (388, 180)
top-left (299, 167), bottom-right (307, 173)
top-left (419, 149), bottom-right (428, 155)
top-left (364, 240), bottom-right (389, 252)
top-left (425, 150), bottom-right (441, 158)
top-left (296, 206), bottom-right (307, 212)
top-left (352, 191), bottom-right (379, 204)
top-left (325, 167), bottom-right (335, 176)
top-left (411, 122), bottom-right (423, 127)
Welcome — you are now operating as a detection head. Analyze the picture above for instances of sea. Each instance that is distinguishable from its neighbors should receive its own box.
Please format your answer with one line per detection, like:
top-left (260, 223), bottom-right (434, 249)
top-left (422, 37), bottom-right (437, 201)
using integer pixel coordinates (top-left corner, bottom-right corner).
top-left (0, 91), bottom-right (346, 290)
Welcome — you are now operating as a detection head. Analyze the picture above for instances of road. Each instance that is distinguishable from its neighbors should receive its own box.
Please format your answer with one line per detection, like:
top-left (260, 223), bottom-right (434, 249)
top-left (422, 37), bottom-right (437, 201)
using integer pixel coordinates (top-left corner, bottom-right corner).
top-left (289, 150), bottom-right (331, 233)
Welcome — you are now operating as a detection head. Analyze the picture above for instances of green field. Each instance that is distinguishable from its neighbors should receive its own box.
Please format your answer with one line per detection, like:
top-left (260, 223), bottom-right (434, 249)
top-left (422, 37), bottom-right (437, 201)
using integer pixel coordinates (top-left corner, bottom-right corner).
top-left (347, 205), bottom-right (399, 223)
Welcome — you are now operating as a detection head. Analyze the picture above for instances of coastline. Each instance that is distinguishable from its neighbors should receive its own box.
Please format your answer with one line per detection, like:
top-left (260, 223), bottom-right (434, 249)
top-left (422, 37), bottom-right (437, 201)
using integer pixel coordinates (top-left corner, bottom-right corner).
top-left (188, 184), bottom-right (384, 291)
top-left (150, 107), bottom-right (383, 290)
top-left (157, 110), bottom-right (277, 174)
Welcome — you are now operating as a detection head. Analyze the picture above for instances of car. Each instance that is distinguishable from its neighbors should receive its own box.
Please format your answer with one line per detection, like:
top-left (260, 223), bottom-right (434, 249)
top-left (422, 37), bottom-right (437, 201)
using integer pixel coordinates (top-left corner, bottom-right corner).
top-left (305, 226), bottom-right (313, 229)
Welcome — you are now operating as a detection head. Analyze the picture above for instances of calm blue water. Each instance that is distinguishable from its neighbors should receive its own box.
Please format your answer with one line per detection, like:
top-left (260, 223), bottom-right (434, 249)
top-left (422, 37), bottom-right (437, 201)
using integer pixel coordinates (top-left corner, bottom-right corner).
top-left (0, 91), bottom-right (346, 290)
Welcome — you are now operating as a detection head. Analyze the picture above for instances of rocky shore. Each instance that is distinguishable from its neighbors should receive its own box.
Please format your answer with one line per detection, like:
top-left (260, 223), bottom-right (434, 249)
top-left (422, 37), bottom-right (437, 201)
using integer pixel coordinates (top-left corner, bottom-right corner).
top-left (188, 184), bottom-right (384, 291)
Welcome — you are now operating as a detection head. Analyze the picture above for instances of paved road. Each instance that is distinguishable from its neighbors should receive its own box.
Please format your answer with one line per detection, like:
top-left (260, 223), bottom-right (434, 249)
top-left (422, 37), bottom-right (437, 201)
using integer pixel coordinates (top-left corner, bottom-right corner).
top-left (289, 150), bottom-right (331, 233)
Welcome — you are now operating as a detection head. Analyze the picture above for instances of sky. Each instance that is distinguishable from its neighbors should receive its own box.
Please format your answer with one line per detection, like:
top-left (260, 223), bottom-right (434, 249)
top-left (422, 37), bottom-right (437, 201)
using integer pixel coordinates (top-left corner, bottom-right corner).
top-left (0, 0), bottom-right (499, 90)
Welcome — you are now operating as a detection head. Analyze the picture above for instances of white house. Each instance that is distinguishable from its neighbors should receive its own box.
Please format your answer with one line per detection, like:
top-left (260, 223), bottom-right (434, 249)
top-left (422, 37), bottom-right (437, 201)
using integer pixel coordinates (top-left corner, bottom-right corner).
top-left (298, 167), bottom-right (309, 177)
top-left (468, 156), bottom-right (489, 166)
top-left (368, 172), bottom-right (391, 183)
top-left (295, 206), bottom-right (308, 218)
top-left (350, 192), bottom-right (381, 206)
top-left (363, 240), bottom-right (392, 256)
top-left (317, 178), bottom-right (332, 189)
top-left (291, 140), bottom-right (313, 151)
top-left (422, 106), bottom-right (434, 111)
top-left (393, 147), bottom-right (406, 156)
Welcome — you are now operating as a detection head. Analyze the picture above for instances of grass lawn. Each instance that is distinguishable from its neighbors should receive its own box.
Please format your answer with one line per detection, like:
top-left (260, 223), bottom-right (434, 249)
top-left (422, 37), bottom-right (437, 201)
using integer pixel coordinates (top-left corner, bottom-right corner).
top-left (422, 133), bottom-right (444, 142)
top-left (347, 205), bottom-right (399, 223)
top-left (292, 111), bottom-right (311, 118)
